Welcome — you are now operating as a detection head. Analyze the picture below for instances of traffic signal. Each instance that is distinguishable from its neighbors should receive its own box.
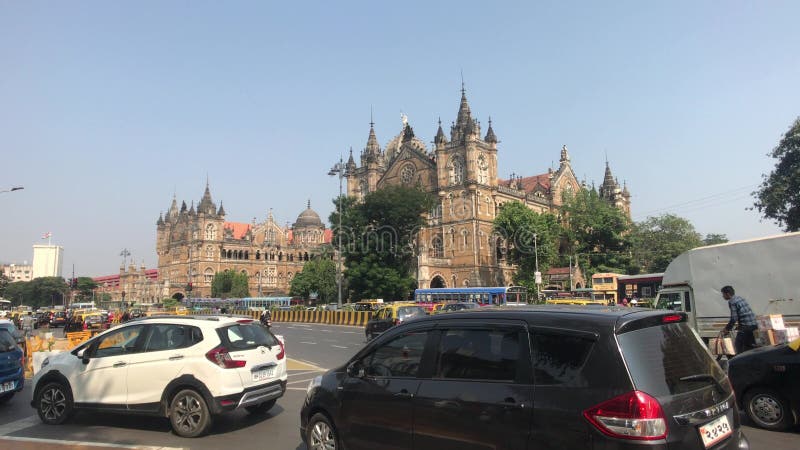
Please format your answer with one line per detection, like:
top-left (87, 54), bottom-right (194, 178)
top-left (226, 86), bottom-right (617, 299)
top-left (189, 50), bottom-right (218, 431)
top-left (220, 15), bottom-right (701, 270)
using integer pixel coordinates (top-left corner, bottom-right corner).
top-left (72, 278), bottom-right (78, 289)
top-left (187, 282), bottom-right (193, 292)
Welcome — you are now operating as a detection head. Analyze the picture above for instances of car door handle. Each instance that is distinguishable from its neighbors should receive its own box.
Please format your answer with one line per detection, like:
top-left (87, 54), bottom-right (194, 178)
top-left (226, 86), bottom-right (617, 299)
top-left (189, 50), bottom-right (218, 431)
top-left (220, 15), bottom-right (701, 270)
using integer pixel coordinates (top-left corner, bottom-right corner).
top-left (113, 361), bottom-right (127, 368)
top-left (394, 389), bottom-right (414, 398)
top-left (169, 355), bottom-right (184, 361)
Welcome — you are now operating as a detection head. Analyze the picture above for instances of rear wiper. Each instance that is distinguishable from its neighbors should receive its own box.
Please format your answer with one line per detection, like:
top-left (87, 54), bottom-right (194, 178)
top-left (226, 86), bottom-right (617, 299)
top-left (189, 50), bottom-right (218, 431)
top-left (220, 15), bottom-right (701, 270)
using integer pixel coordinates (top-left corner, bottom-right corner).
top-left (679, 374), bottom-right (726, 396)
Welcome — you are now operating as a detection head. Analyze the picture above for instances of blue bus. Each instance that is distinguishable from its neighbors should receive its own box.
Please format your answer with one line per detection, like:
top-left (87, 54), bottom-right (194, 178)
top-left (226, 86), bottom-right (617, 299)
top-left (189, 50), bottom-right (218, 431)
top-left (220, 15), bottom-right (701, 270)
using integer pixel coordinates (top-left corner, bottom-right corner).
top-left (413, 286), bottom-right (528, 308)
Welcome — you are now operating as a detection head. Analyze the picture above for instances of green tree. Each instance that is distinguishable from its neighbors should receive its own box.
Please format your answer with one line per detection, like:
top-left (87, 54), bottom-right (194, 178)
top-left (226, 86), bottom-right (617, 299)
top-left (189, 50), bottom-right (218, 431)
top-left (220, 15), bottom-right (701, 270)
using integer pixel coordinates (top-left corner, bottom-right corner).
top-left (630, 214), bottom-right (703, 272)
top-left (703, 233), bottom-right (729, 246)
top-left (753, 117), bottom-right (800, 231)
top-left (561, 189), bottom-right (633, 276)
top-left (211, 270), bottom-right (250, 298)
top-left (331, 185), bottom-right (434, 301)
top-left (290, 255), bottom-right (337, 303)
top-left (3, 277), bottom-right (68, 309)
top-left (493, 201), bottom-right (562, 297)
top-left (0, 273), bottom-right (9, 299)
top-left (75, 277), bottom-right (98, 301)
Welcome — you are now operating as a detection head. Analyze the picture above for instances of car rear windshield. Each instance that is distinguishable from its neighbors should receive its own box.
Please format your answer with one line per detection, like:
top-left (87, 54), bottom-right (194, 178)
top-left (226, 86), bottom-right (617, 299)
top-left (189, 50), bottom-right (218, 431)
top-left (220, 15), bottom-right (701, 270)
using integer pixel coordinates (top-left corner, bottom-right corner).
top-left (220, 323), bottom-right (279, 351)
top-left (398, 307), bottom-right (426, 319)
top-left (0, 329), bottom-right (16, 350)
top-left (618, 322), bottom-right (727, 397)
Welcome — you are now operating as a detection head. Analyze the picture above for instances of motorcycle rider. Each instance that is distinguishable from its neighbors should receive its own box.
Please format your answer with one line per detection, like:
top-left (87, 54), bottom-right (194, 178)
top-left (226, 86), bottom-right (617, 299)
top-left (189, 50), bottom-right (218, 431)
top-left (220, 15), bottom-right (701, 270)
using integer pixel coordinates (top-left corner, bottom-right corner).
top-left (260, 308), bottom-right (272, 327)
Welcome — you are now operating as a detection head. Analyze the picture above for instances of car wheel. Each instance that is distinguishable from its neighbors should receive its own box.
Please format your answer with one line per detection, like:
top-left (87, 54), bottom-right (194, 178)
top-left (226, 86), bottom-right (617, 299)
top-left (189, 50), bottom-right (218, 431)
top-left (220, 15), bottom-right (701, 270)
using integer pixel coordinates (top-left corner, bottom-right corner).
top-left (245, 399), bottom-right (276, 415)
top-left (744, 387), bottom-right (795, 431)
top-left (36, 381), bottom-right (74, 425)
top-left (169, 389), bottom-right (211, 438)
top-left (0, 393), bottom-right (13, 405)
top-left (307, 413), bottom-right (339, 450)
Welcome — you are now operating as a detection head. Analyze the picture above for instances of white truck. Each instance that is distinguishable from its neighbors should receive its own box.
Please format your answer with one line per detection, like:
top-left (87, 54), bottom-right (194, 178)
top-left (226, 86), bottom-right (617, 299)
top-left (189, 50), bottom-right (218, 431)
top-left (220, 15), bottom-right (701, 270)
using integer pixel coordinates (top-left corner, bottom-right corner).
top-left (655, 232), bottom-right (800, 340)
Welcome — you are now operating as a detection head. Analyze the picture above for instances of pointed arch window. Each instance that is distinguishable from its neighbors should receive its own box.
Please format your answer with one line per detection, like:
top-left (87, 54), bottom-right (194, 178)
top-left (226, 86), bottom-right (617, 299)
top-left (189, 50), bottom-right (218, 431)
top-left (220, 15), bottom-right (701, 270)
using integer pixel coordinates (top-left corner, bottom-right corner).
top-left (206, 246), bottom-right (214, 258)
top-left (204, 268), bottom-right (214, 283)
top-left (477, 154), bottom-right (489, 184)
top-left (205, 224), bottom-right (217, 240)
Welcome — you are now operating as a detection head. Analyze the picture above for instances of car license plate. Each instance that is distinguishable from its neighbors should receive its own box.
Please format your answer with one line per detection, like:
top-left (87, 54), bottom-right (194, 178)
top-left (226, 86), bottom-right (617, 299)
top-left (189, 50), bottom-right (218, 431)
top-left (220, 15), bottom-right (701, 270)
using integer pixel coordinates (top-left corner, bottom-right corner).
top-left (699, 414), bottom-right (732, 448)
top-left (0, 381), bottom-right (16, 394)
top-left (252, 367), bottom-right (275, 382)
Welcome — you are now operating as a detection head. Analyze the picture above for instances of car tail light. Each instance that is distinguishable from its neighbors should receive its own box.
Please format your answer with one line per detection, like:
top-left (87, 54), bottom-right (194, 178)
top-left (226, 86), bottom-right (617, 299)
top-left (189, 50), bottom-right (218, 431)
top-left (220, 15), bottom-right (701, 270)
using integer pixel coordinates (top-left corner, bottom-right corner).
top-left (662, 314), bottom-right (683, 323)
top-left (237, 319), bottom-right (253, 324)
top-left (276, 339), bottom-right (285, 360)
top-left (583, 391), bottom-right (667, 440)
top-left (205, 345), bottom-right (246, 368)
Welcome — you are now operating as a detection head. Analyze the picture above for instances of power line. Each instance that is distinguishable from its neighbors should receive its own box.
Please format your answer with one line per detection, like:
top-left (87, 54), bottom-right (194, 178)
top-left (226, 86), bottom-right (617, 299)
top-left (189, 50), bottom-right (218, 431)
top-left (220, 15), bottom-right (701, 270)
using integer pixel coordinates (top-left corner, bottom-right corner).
top-left (634, 184), bottom-right (757, 219)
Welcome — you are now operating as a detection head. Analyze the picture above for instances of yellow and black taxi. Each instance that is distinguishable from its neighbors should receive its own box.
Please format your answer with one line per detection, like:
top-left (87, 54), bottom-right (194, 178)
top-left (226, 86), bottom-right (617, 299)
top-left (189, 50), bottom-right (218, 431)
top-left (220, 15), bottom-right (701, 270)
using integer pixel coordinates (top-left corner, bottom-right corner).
top-left (364, 302), bottom-right (427, 340)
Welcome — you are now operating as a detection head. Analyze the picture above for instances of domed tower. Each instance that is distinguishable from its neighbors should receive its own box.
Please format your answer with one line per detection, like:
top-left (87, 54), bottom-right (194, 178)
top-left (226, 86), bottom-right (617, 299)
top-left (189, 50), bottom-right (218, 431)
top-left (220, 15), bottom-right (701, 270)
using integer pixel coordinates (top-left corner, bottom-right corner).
top-left (292, 200), bottom-right (325, 246)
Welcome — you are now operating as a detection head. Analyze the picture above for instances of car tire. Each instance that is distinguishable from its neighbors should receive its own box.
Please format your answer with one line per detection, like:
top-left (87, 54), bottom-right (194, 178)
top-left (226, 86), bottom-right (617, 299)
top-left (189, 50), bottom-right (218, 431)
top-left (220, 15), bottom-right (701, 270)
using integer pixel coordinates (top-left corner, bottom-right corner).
top-left (744, 387), bottom-right (795, 431)
top-left (36, 381), bottom-right (75, 425)
top-left (169, 389), bottom-right (212, 438)
top-left (306, 413), bottom-right (339, 450)
top-left (245, 399), bottom-right (276, 415)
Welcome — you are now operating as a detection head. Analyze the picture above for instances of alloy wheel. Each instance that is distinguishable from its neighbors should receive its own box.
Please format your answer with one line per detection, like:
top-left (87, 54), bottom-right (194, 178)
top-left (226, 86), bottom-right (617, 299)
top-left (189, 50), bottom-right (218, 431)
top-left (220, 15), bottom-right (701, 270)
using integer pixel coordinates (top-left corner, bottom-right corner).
top-left (309, 420), bottom-right (336, 450)
top-left (40, 386), bottom-right (67, 421)
top-left (173, 393), bottom-right (204, 433)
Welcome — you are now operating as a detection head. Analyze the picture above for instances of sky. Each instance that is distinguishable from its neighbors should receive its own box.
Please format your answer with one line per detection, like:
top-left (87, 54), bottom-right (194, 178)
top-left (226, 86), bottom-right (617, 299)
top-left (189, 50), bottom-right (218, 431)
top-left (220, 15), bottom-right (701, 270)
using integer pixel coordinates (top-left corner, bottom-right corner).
top-left (1, 1), bottom-right (798, 277)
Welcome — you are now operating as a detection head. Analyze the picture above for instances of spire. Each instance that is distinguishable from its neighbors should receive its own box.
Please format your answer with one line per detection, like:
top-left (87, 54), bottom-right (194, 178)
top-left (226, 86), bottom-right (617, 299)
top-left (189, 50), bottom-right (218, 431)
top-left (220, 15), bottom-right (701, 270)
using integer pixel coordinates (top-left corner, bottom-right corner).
top-left (307, 199), bottom-right (311, 209)
top-left (198, 181), bottom-right (217, 215)
top-left (451, 81), bottom-right (474, 142)
top-left (346, 147), bottom-right (356, 172)
top-left (560, 144), bottom-right (570, 163)
top-left (188, 201), bottom-right (196, 216)
top-left (168, 194), bottom-right (179, 219)
top-left (402, 121), bottom-right (415, 143)
top-left (268, 208), bottom-right (274, 223)
top-left (623, 181), bottom-right (631, 198)
top-left (217, 202), bottom-right (226, 216)
top-left (600, 161), bottom-right (618, 200)
top-left (364, 120), bottom-right (381, 159)
top-left (157, 212), bottom-right (164, 226)
top-left (435, 117), bottom-right (448, 145)
top-left (485, 116), bottom-right (497, 144)
top-left (180, 201), bottom-right (187, 213)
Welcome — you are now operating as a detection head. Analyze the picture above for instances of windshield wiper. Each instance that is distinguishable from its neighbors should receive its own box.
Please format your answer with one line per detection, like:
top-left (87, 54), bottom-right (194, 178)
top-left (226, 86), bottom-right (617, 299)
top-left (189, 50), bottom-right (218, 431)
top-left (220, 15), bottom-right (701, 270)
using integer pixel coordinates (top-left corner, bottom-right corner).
top-left (679, 374), bottom-right (726, 395)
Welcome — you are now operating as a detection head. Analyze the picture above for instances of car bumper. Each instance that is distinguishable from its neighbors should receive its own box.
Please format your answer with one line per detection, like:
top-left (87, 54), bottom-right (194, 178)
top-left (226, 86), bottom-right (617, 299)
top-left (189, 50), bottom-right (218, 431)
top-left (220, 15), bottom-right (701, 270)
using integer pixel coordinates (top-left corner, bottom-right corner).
top-left (211, 379), bottom-right (286, 413)
top-left (0, 369), bottom-right (24, 395)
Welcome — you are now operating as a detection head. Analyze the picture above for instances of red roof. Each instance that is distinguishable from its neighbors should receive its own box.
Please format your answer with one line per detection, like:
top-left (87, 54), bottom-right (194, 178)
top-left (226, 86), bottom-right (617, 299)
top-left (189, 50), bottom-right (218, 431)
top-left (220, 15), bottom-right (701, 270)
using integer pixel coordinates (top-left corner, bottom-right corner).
top-left (224, 222), bottom-right (252, 240)
top-left (546, 267), bottom-right (571, 275)
top-left (499, 173), bottom-right (551, 193)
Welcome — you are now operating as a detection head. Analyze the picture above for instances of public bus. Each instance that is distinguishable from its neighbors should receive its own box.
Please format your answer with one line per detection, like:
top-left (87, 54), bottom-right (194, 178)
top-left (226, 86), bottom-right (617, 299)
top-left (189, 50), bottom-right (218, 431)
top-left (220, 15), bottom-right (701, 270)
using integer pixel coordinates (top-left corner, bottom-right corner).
top-left (0, 299), bottom-right (11, 316)
top-left (238, 297), bottom-right (293, 310)
top-left (69, 301), bottom-right (97, 311)
top-left (413, 286), bottom-right (528, 311)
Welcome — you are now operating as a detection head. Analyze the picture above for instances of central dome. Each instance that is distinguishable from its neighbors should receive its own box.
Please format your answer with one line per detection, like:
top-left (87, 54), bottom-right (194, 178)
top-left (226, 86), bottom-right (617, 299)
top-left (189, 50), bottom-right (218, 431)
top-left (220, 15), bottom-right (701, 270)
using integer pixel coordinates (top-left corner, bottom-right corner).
top-left (294, 202), bottom-right (324, 228)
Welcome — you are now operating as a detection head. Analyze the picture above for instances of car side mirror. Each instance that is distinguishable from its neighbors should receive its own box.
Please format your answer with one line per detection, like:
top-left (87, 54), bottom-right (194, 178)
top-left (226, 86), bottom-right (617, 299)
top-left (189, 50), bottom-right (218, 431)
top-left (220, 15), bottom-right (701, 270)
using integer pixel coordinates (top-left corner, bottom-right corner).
top-left (347, 362), bottom-right (366, 378)
top-left (77, 348), bottom-right (90, 364)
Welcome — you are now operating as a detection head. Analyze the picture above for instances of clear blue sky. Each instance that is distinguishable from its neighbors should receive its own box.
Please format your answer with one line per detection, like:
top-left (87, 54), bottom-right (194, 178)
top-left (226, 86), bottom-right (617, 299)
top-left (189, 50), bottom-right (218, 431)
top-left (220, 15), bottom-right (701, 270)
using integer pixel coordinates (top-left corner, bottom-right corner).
top-left (1, 1), bottom-right (798, 277)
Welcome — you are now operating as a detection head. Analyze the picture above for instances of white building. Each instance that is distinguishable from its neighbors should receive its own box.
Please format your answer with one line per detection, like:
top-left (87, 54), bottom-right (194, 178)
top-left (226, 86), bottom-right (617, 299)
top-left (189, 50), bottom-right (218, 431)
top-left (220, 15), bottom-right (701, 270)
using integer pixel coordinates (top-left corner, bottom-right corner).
top-left (1, 263), bottom-right (33, 282)
top-left (32, 245), bottom-right (63, 279)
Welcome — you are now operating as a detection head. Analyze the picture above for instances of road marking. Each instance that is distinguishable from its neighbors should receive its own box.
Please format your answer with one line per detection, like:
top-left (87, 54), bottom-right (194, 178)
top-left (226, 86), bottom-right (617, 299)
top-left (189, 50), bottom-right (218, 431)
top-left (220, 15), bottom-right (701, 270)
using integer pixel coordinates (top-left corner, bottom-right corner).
top-left (287, 358), bottom-right (327, 371)
top-left (287, 387), bottom-right (307, 391)
top-left (331, 345), bottom-right (348, 349)
top-left (287, 377), bottom-right (318, 385)
top-left (0, 436), bottom-right (185, 449)
top-left (289, 370), bottom-right (323, 377)
top-left (299, 341), bottom-right (317, 345)
top-left (0, 415), bottom-right (40, 436)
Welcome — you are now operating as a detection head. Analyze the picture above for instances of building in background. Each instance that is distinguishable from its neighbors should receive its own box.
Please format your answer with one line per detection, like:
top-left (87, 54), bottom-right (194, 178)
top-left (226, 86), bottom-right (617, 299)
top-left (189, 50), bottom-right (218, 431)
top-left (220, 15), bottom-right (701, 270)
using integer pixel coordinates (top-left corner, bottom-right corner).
top-left (1, 263), bottom-right (34, 282)
top-left (156, 184), bottom-right (333, 299)
top-left (345, 87), bottom-right (631, 288)
top-left (93, 264), bottom-right (160, 309)
top-left (32, 244), bottom-right (63, 279)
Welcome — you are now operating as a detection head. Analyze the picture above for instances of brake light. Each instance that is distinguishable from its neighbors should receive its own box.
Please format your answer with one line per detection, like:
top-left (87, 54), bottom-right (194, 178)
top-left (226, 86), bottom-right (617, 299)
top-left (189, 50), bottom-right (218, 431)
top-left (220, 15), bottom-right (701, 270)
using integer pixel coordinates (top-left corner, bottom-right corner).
top-left (237, 319), bottom-right (253, 324)
top-left (276, 339), bottom-right (285, 360)
top-left (583, 391), bottom-right (667, 440)
top-left (662, 314), bottom-right (683, 323)
top-left (205, 345), bottom-right (246, 368)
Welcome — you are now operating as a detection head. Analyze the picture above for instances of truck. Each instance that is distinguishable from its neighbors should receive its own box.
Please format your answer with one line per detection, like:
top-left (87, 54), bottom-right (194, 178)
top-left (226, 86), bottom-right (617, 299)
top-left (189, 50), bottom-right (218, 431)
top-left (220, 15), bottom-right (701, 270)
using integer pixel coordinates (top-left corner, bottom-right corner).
top-left (655, 232), bottom-right (800, 340)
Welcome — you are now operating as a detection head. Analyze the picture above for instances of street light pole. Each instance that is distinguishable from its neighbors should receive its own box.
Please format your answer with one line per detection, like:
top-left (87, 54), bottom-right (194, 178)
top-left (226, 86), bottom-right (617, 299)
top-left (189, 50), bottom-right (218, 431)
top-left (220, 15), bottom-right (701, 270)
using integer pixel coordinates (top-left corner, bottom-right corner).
top-left (533, 233), bottom-right (541, 303)
top-left (0, 186), bottom-right (24, 194)
top-left (328, 156), bottom-right (345, 308)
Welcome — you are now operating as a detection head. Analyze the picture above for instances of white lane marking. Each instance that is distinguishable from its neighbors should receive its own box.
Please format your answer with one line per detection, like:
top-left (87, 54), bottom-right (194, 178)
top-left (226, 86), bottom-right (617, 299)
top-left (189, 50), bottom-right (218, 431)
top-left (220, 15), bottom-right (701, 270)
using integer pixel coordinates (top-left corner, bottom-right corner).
top-left (331, 345), bottom-right (348, 349)
top-left (287, 387), bottom-right (307, 391)
top-left (0, 415), bottom-right (40, 436)
top-left (290, 358), bottom-right (328, 371)
top-left (299, 341), bottom-right (317, 345)
top-left (287, 378), bottom-right (318, 385)
top-left (289, 370), bottom-right (323, 377)
top-left (0, 435), bottom-right (185, 449)
top-left (341, 331), bottom-right (358, 334)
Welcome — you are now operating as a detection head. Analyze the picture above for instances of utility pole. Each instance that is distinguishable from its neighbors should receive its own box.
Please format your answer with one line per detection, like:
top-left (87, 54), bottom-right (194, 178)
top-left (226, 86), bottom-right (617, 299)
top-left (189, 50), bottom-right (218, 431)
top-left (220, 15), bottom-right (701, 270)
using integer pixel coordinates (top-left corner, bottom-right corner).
top-left (328, 156), bottom-right (345, 308)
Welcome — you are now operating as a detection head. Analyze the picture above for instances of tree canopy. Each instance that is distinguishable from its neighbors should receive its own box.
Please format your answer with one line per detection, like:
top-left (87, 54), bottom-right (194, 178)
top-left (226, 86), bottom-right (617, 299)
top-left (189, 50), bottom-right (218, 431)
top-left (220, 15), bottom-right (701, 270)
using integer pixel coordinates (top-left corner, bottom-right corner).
top-left (753, 117), bottom-right (800, 231)
top-left (211, 270), bottom-right (250, 298)
top-left (290, 254), bottom-right (338, 303)
top-left (3, 277), bottom-right (69, 309)
top-left (493, 201), bottom-right (562, 295)
top-left (629, 214), bottom-right (703, 272)
top-left (331, 185), bottom-right (434, 301)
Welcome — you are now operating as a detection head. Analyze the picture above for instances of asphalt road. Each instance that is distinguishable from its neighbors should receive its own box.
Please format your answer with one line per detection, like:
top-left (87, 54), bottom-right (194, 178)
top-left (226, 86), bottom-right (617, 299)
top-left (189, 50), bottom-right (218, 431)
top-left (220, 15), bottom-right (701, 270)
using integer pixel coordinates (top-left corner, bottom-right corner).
top-left (0, 322), bottom-right (797, 449)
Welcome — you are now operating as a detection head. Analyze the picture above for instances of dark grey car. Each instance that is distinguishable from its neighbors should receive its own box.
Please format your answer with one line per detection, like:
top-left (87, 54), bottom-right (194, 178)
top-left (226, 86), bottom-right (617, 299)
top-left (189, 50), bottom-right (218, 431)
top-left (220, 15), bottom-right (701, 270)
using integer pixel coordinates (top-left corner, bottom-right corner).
top-left (302, 306), bottom-right (749, 450)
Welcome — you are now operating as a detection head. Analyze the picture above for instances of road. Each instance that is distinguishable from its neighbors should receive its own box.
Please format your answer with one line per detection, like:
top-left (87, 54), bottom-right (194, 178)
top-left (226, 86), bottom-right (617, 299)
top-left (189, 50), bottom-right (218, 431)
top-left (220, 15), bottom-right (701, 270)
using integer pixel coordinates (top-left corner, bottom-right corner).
top-left (1, 322), bottom-right (797, 449)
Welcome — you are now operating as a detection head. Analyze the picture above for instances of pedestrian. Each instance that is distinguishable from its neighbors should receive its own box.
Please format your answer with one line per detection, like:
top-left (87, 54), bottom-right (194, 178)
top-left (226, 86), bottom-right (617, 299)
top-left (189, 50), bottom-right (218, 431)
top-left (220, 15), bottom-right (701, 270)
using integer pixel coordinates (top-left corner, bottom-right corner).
top-left (21, 311), bottom-right (34, 338)
top-left (620, 297), bottom-right (629, 307)
top-left (721, 285), bottom-right (757, 354)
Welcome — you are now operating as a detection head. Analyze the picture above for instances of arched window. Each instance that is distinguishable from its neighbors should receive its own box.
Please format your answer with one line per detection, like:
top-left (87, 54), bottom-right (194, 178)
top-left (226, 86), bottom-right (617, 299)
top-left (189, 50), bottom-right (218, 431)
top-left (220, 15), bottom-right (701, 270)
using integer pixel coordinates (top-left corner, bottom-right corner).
top-left (204, 268), bottom-right (214, 283)
top-left (462, 230), bottom-right (469, 247)
top-left (304, 252), bottom-right (309, 261)
top-left (278, 252), bottom-right (283, 261)
top-left (256, 250), bottom-right (261, 260)
top-left (206, 246), bottom-right (214, 258)
top-left (244, 251), bottom-right (249, 260)
top-left (288, 272), bottom-right (294, 280)
top-left (449, 228), bottom-right (455, 248)
top-left (205, 224), bottom-right (216, 240)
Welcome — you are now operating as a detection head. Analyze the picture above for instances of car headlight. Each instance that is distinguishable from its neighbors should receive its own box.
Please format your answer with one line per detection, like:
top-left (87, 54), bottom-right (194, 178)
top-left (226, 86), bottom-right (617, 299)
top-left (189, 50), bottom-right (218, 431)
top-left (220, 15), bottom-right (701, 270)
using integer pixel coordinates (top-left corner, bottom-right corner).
top-left (306, 375), bottom-right (322, 396)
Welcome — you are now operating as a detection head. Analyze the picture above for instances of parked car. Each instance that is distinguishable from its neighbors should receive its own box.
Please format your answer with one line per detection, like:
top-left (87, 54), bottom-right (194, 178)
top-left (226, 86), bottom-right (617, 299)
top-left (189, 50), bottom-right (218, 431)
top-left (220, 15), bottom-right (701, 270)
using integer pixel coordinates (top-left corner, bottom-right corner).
top-left (31, 315), bottom-right (287, 437)
top-left (364, 303), bottom-right (427, 340)
top-left (50, 311), bottom-right (68, 328)
top-left (303, 306), bottom-right (749, 449)
top-left (728, 338), bottom-right (800, 431)
top-left (0, 328), bottom-right (24, 404)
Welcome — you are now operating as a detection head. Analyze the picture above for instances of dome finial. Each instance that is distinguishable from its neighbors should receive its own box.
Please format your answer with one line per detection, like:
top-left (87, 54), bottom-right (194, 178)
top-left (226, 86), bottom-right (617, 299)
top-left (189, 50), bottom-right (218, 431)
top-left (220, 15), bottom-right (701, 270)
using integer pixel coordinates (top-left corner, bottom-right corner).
top-left (307, 199), bottom-right (311, 209)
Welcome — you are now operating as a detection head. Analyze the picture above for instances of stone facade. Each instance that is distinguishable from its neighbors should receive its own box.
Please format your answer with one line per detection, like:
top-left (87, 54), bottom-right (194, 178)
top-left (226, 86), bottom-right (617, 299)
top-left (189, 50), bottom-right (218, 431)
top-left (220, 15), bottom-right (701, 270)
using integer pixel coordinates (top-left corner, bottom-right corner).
top-left (156, 184), bottom-right (332, 299)
top-left (345, 88), bottom-right (631, 288)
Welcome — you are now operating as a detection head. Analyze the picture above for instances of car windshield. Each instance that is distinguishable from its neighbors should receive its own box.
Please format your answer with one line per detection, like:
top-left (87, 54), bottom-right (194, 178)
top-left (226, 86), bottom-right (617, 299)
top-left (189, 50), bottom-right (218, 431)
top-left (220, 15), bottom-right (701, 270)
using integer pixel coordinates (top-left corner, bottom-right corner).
top-left (397, 306), bottom-right (425, 319)
top-left (618, 322), bottom-right (728, 397)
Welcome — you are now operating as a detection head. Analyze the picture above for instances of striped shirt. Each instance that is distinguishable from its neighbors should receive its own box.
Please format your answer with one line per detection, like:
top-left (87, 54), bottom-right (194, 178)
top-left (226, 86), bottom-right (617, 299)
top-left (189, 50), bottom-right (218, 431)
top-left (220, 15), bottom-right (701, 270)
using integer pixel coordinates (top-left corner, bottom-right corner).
top-left (726, 295), bottom-right (757, 330)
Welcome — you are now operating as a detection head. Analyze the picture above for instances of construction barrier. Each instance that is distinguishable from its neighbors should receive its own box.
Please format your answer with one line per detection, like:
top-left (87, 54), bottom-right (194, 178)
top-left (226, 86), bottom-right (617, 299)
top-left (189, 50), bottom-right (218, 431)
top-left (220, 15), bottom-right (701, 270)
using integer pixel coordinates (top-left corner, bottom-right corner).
top-left (195, 309), bottom-right (373, 326)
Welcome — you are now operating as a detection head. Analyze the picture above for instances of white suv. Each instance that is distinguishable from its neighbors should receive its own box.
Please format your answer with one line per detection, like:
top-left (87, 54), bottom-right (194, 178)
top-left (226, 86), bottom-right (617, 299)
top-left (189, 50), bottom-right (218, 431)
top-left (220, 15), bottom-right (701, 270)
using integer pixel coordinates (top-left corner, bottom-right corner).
top-left (30, 315), bottom-right (287, 437)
